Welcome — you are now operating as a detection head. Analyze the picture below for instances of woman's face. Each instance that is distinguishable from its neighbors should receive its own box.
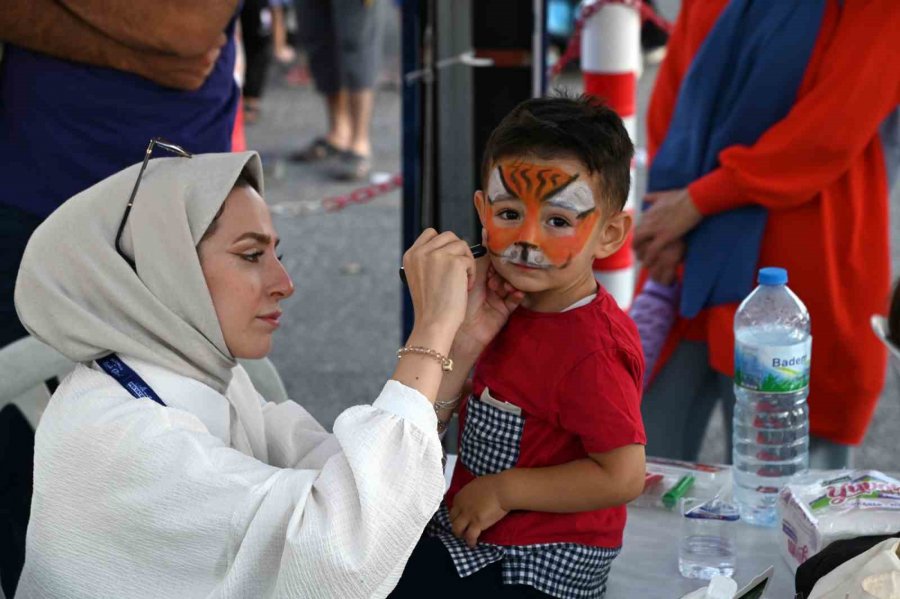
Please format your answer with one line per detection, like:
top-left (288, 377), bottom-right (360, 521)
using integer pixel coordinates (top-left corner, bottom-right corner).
top-left (199, 185), bottom-right (294, 359)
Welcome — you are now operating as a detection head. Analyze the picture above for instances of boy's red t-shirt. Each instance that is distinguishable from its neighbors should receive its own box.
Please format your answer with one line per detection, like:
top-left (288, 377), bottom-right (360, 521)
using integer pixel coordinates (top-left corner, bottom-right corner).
top-left (445, 288), bottom-right (646, 549)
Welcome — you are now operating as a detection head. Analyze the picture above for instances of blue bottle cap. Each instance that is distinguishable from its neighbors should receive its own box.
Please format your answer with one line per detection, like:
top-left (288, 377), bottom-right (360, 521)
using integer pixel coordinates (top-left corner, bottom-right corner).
top-left (758, 267), bottom-right (788, 286)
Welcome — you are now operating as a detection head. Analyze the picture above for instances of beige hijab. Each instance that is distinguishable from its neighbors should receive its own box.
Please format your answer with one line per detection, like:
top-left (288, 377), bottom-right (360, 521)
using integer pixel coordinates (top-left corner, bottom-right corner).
top-left (15, 151), bottom-right (264, 394)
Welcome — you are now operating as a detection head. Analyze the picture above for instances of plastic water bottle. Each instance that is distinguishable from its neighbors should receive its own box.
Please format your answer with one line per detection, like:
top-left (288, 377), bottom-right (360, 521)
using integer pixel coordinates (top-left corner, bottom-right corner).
top-left (678, 498), bottom-right (739, 579)
top-left (733, 267), bottom-right (810, 527)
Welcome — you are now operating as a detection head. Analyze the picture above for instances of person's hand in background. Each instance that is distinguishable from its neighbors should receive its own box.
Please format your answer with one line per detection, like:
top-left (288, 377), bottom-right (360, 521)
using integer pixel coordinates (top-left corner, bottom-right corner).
top-left (634, 188), bottom-right (702, 277)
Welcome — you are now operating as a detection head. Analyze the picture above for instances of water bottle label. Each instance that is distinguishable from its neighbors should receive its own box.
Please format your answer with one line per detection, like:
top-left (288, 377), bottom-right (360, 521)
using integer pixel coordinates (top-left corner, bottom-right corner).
top-left (734, 338), bottom-right (811, 392)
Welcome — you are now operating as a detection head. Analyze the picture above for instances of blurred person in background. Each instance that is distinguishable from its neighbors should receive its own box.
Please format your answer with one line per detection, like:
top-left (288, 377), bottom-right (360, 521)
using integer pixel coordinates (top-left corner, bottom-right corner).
top-left (240, 0), bottom-right (274, 124)
top-left (0, 2), bottom-right (241, 594)
top-left (289, 0), bottom-right (387, 181)
top-left (633, 0), bottom-right (900, 467)
top-left (0, 0), bottom-right (242, 349)
top-left (273, 1), bottom-right (297, 65)
top-left (240, 0), bottom-right (295, 124)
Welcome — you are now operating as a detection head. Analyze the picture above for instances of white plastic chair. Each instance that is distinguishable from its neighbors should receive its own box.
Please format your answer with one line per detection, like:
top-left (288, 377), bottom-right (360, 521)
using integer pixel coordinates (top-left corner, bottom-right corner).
top-left (0, 336), bottom-right (75, 429)
top-left (0, 335), bottom-right (290, 428)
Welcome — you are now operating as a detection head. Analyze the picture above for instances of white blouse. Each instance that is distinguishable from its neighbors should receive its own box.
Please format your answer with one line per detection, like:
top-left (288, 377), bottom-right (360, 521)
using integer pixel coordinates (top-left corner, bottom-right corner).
top-left (16, 357), bottom-right (445, 598)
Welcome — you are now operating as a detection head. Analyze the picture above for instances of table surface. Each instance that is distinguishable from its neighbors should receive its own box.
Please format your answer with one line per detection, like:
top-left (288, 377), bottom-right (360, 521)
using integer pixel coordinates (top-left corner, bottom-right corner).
top-left (608, 468), bottom-right (900, 598)
top-left (607, 505), bottom-right (793, 598)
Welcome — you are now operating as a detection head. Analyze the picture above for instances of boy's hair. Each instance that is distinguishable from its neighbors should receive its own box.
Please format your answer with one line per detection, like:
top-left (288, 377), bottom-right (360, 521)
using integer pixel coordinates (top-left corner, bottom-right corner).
top-left (481, 94), bottom-right (634, 211)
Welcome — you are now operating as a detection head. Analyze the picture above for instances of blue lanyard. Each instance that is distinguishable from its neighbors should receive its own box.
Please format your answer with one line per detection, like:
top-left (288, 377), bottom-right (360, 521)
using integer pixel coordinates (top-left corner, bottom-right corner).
top-left (96, 353), bottom-right (166, 407)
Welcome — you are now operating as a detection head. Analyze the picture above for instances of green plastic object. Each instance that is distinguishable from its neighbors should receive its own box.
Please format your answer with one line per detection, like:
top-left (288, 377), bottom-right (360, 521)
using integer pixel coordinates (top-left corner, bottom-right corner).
top-left (662, 474), bottom-right (695, 509)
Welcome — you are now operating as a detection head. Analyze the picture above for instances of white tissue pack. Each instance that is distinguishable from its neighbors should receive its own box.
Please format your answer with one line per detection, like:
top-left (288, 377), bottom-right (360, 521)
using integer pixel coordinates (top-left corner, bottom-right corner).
top-left (779, 470), bottom-right (900, 572)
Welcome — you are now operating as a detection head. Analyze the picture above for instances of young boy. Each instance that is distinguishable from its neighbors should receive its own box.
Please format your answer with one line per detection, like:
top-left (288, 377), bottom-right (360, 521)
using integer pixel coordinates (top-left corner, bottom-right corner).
top-left (390, 96), bottom-right (646, 599)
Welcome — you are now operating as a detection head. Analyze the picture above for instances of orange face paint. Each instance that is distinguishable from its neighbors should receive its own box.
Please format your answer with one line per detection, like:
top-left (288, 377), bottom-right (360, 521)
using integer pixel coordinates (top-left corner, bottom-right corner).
top-left (481, 161), bottom-right (599, 269)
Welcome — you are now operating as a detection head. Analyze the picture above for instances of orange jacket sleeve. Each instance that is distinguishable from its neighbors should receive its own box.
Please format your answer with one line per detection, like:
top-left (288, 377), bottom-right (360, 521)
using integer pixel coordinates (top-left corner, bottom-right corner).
top-left (688, 0), bottom-right (900, 216)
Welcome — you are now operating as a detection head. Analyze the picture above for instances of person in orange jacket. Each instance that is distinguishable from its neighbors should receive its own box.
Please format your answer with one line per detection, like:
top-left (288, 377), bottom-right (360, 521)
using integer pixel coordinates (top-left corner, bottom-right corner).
top-left (633, 0), bottom-right (900, 467)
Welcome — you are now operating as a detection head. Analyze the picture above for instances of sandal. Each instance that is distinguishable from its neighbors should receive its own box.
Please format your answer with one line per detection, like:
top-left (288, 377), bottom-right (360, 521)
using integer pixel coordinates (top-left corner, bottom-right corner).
top-left (289, 137), bottom-right (342, 162)
top-left (332, 150), bottom-right (372, 181)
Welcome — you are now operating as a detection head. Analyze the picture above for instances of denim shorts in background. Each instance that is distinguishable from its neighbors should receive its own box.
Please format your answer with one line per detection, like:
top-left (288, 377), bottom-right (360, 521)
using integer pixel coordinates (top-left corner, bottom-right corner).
top-left (296, 0), bottom-right (386, 94)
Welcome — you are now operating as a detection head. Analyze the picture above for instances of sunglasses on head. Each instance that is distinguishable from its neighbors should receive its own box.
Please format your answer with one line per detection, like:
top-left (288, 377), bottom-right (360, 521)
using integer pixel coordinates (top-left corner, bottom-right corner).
top-left (114, 138), bottom-right (193, 269)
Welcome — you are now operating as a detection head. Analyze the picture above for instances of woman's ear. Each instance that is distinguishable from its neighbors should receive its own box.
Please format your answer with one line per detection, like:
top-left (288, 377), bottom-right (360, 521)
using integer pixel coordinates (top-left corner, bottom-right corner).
top-left (593, 211), bottom-right (633, 260)
top-left (474, 190), bottom-right (488, 225)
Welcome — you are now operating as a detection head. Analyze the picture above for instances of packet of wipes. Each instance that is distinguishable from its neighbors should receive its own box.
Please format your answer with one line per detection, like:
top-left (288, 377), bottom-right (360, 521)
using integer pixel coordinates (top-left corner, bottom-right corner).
top-left (779, 470), bottom-right (900, 572)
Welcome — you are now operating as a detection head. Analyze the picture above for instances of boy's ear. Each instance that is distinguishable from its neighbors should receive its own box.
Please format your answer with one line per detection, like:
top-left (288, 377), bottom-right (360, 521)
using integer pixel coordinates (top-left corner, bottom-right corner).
top-left (474, 190), bottom-right (488, 225)
top-left (593, 210), bottom-right (633, 260)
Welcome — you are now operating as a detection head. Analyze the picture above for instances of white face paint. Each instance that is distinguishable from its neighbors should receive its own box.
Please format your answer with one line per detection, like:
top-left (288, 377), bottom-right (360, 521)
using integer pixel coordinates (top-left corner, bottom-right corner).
top-left (544, 180), bottom-right (596, 217)
top-left (497, 243), bottom-right (551, 269)
top-left (486, 167), bottom-right (507, 203)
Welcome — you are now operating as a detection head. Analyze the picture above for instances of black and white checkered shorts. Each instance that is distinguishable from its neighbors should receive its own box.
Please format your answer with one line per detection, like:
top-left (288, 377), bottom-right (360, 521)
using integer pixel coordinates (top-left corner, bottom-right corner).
top-left (427, 505), bottom-right (621, 599)
top-left (459, 395), bottom-right (525, 476)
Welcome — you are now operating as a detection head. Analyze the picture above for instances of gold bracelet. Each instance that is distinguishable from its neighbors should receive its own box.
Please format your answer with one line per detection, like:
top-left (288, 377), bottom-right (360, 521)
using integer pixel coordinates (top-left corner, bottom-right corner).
top-left (397, 346), bottom-right (453, 372)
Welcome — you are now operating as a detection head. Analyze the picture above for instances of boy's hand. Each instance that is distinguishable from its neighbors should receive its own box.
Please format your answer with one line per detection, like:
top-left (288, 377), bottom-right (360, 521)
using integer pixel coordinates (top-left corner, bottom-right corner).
top-left (449, 474), bottom-right (510, 548)
top-left (453, 229), bottom-right (525, 360)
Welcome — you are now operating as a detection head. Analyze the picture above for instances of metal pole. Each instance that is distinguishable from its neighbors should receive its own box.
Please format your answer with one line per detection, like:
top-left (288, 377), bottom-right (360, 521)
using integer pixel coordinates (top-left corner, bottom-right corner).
top-left (400, 0), bottom-right (423, 339)
top-left (420, 0), bottom-right (436, 231)
top-left (581, 1), bottom-right (640, 309)
top-left (532, 0), bottom-right (547, 97)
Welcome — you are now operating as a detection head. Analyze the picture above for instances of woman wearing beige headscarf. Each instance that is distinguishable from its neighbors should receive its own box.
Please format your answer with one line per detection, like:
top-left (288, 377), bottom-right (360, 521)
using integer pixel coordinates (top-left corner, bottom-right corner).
top-left (13, 149), bottom-right (523, 598)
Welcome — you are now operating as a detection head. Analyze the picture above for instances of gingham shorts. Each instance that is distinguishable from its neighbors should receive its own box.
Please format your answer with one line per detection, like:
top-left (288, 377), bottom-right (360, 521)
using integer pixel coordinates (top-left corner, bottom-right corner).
top-left (427, 506), bottom-right (620, 599)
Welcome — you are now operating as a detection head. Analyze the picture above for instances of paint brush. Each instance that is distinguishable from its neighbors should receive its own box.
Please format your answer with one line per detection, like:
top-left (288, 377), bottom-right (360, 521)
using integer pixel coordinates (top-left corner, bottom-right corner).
top-left (399, 244), bottom-right (487, 285)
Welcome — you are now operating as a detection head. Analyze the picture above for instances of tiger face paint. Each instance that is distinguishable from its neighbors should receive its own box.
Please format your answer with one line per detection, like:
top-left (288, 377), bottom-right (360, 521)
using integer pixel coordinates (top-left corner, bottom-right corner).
top-left (480, 161), bottom-right (600, 269)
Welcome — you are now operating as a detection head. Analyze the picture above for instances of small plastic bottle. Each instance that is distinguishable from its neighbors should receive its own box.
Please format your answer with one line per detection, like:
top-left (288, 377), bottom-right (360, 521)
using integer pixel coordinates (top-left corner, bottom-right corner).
top-left (678, 498), bottom-right (739, 579)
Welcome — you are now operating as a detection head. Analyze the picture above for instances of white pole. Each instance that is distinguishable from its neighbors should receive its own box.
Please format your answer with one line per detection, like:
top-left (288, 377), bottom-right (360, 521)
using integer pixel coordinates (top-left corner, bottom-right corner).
top-left (581, 2), bottom-right (640, 309)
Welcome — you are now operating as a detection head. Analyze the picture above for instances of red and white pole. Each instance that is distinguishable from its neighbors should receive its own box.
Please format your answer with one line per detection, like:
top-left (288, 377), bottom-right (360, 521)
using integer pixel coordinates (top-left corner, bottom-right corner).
top-left (581, 1), bottom-right (640, 309)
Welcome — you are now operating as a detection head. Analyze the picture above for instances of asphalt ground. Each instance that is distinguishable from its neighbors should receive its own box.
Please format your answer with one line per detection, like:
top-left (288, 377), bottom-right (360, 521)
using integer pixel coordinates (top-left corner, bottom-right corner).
top-left (248, 1), bottom-right (898, 470)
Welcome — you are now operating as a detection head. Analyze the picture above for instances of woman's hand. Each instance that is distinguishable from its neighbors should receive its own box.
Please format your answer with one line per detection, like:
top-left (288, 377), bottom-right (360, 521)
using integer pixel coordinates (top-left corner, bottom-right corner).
top-left (402, 229), bottom-right (477, 353)
top-left (430, 249), bottom-right (524, 420)
top-left (449, 474), bottom-right (510, 548)
top-left (634, 188), bottom-right (702, 271)
top-left (641, 239), bottom-right (685, 286)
